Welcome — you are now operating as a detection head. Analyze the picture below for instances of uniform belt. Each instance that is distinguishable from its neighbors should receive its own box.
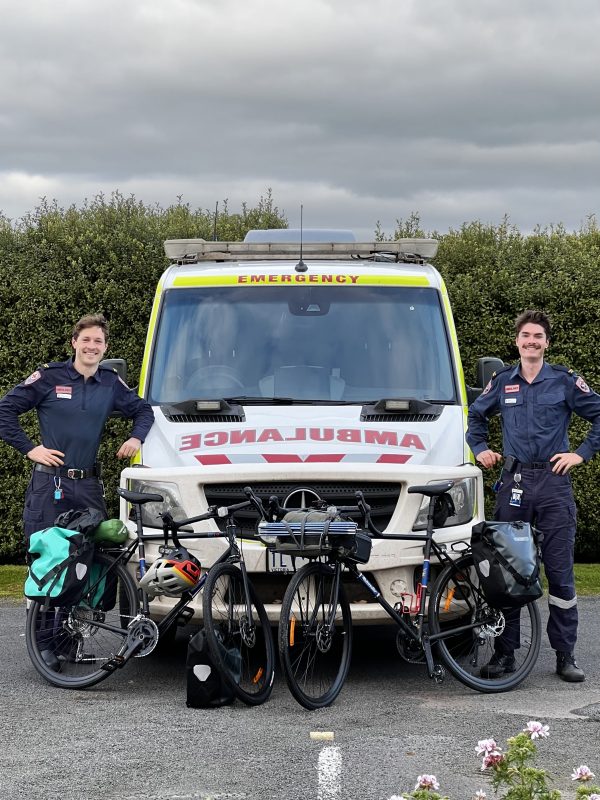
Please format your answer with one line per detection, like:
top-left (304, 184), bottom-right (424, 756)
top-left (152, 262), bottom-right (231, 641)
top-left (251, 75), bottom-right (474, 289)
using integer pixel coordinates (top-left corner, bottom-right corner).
top-left (34, 464), bottom-right (101, 480)
top-left (516, 461), bottom-right (551, 470)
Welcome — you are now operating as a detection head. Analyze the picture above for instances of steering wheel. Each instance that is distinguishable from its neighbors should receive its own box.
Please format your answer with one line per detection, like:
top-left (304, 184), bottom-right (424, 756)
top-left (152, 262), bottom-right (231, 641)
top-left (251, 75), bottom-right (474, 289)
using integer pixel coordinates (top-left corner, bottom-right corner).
top-left (184, 365), bottom-right (245, 392)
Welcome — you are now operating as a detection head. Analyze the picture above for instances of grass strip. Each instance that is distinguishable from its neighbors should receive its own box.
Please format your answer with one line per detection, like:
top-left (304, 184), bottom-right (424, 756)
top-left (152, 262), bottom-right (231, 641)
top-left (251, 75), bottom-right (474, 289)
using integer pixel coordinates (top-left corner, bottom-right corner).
top-left (1, 564), bottom-right (599, 600)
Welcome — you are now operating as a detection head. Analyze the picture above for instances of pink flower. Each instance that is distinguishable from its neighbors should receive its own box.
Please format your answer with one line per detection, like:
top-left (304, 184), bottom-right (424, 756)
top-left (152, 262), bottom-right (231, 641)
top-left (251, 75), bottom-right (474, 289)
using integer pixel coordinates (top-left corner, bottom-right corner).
top-left (481, 753), bottom-right (504, 771)
top-left (572, 765), bottom-right (595, 781)
top-left (476, 739), bottom-right (499, 755)
top-left (415, 774), bottom-right (440, 791)
top-left (524, 721), bottom-right (550, 740)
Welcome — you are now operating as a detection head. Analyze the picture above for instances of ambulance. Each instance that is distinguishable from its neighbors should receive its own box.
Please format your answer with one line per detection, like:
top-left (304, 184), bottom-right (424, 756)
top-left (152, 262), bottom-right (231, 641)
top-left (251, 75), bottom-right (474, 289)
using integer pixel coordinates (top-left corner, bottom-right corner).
top-left (119, 230), bottom-right (495, 624)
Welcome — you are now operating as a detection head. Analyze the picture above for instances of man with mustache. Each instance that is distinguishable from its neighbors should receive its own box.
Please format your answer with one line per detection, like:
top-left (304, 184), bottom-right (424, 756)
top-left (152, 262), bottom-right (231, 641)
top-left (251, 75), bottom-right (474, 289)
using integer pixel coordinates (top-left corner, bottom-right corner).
top-left (466, 309), bottom-right (600, 682)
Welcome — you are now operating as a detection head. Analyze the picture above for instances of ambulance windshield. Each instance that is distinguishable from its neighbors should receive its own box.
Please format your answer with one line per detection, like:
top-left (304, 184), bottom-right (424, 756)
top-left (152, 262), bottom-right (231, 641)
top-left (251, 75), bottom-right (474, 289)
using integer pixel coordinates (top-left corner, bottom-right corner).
top-left (148, 285), bottom-right (457, 404)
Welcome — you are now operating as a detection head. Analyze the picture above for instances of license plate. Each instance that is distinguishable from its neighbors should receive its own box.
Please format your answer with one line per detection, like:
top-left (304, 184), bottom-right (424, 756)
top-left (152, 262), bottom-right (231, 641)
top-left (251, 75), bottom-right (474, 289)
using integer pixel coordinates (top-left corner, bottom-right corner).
top-left (267, 549), bottom-right (309, 574)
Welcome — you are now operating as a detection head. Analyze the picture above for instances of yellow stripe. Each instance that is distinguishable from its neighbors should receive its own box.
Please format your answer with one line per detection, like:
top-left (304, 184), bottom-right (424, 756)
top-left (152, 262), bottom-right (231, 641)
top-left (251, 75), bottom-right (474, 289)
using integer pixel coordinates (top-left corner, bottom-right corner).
top-left (138, 270), bottom-right (169, 394)
top-left (171, 274), bottom-right (431, 287)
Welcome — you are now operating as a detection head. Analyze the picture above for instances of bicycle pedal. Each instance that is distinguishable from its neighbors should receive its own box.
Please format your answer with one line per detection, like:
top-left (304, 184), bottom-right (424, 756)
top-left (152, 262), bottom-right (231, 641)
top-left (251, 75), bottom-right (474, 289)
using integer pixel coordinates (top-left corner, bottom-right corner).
top-left (101, 655), bottom-right (125, 673)
top-left (432, 664), bottom-right (446, 684)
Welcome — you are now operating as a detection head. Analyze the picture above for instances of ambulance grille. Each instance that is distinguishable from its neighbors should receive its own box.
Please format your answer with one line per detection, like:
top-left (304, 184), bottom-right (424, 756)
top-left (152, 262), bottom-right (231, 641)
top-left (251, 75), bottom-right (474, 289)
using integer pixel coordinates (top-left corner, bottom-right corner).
top-left (165, 413), bottom-right (245, 423)
top-left (360, 413), bottom-right (438, 423)
top-left (204, 481), bottom-right (401, 535)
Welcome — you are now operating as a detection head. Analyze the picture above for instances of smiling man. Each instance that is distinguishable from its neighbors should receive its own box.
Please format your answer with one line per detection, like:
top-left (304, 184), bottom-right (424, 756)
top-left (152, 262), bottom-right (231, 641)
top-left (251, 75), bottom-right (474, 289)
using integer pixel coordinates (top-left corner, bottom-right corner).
top-left (0, 313), bottom-right (154, 540)
top-left (466, 309), bottom-right (600, 683)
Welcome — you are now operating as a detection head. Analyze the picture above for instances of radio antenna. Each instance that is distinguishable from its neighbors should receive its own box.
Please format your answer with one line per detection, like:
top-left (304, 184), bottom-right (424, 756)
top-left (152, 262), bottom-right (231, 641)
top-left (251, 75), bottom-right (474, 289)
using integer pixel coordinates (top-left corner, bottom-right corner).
top-left (213, 201), bottom-right (219, 241)
top-left (295, 204), bottom-right (307, 272)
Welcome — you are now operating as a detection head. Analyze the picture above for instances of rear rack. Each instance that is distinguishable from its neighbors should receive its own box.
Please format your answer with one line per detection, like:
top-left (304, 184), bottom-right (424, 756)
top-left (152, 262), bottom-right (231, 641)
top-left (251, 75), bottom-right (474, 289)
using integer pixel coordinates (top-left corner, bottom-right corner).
top-left (164, 239), bottom-right (439, 264)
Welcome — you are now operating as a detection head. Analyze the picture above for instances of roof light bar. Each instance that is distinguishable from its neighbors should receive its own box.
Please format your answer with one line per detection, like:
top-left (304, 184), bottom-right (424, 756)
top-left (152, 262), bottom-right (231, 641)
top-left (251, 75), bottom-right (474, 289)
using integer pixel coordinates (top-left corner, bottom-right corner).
top-left (163, 238), bottom-right (439, 263)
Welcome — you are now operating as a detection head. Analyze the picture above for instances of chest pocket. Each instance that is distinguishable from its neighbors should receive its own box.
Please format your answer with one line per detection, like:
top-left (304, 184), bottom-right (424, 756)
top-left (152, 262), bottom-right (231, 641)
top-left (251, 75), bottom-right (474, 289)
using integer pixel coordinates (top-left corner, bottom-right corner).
top-left (501, 392), bottom-right (524, 427)
top-left (536, 390), bottom-right (566, 426)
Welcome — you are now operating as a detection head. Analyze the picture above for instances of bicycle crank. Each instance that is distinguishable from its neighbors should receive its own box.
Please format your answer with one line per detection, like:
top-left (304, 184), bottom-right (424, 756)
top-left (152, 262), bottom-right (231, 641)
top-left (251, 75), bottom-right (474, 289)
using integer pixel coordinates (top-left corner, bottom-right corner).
top-left (101, 616), bottom-right (159, 673)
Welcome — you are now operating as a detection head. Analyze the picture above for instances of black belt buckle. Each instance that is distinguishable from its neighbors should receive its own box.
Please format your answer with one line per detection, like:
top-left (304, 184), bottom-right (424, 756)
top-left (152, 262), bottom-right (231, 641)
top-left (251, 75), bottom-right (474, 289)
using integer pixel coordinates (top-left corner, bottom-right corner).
top-left (67, 468), bottom-right (84, 479)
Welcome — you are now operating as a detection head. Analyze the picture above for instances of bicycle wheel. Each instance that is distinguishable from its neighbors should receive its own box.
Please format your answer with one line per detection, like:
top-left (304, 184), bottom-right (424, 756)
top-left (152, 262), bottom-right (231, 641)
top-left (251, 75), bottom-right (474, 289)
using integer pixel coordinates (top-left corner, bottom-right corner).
top-left (26, 552), bottom-right (139, 689)
top-left (428, 553), bottom-right (541, 692)
top-left (278, 561), bottom-right (352, 710)
top-left (202, 562), bottom-right (275, 706)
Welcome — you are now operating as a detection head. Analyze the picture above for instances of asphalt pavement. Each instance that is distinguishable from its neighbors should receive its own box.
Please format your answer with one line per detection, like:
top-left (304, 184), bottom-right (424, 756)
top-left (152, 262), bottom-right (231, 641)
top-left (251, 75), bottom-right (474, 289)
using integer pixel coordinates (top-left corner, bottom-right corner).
top-left (2, 597), bottom-right (600, 800)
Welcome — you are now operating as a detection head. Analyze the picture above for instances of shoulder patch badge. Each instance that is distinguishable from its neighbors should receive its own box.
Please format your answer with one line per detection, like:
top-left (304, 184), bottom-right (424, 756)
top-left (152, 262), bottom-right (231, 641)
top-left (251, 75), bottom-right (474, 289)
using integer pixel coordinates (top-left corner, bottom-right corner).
top-left (576, 376), bottom-right (591, 393)
top-left (482, 380), bottom-right (492, 396)
top-left (24, 370), bottom-right (41, 386)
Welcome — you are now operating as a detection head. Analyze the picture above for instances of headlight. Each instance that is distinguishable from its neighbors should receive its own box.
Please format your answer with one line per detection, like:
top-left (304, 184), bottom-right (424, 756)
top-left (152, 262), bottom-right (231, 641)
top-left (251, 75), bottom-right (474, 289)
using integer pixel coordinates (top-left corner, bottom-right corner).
top-left (412, 478), bottom-right (476, 530)
top-left (127, 480), bottom-right (189, 529)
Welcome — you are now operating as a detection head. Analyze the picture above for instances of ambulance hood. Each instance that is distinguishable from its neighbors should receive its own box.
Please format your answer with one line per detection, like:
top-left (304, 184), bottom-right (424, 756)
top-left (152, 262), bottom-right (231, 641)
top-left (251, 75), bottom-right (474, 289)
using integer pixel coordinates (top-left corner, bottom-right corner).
top-left (141, 404), bottom-right (465, 469)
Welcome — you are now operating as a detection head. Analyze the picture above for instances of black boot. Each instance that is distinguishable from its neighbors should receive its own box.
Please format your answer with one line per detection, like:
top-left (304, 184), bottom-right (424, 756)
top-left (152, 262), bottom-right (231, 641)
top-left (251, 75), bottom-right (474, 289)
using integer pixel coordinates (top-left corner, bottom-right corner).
top-left (556, 651), bottom-right (585, 682)
top-left (480, 652), bottom-right (516, 678)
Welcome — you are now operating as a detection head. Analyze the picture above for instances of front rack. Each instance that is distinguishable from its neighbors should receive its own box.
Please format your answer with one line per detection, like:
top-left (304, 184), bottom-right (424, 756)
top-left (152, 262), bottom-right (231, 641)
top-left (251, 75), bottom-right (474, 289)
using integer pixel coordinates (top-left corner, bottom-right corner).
top-left (257, 520), bottom-right (372, 563)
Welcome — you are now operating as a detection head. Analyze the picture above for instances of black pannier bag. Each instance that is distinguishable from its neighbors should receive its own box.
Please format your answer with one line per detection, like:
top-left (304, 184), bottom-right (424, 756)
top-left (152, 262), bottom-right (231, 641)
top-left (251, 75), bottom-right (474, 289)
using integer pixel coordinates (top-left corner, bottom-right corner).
top-left (470, 520), bottom-right (543, 609)
top-left (186, 629), bottom-right (236, 708)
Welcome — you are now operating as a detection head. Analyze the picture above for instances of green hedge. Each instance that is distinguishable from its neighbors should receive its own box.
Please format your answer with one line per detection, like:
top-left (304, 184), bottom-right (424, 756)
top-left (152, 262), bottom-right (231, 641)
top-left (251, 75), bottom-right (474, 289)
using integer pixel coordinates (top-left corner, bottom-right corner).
top-left (1, 200), bottom-right (600, 561)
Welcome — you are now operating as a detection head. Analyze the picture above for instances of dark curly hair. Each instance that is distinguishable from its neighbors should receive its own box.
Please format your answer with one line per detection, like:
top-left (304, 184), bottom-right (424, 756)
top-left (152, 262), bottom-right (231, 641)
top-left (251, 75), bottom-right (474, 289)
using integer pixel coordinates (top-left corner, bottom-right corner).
top-left (72, 314), bottom-right (109, 341)
top-left (514, 310), bottom-right (551, 341)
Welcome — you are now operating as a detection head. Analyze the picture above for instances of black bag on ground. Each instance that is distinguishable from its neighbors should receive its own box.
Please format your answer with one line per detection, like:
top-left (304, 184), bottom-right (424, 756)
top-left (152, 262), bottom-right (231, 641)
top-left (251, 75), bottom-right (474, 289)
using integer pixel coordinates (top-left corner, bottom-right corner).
top-left (471, 520), bottom-right (543, 608)
top-left (186, 629), bottom-right (236, 708)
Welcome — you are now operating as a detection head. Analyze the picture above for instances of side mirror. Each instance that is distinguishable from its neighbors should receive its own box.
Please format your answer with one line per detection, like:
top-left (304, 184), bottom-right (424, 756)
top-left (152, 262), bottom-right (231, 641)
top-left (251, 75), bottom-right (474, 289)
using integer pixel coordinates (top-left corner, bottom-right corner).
top-left (100, 358), bottom-right (128, 384)
top-left (476, 357), bottom-right (505, 390)
top-left (466, 358), bottom-right (505, 405)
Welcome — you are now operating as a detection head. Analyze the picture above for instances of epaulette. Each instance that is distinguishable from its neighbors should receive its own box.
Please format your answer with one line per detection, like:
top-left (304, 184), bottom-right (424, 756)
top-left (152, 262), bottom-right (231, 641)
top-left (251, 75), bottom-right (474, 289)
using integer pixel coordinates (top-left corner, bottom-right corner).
top-left (491, 365), bottom-right (513, 379)
top-left (98, 364), bottom-right (118, 373)
top-left (37, 362), bottom-right (63, 370)
top-left (551, 364), bottom-right (576, 376)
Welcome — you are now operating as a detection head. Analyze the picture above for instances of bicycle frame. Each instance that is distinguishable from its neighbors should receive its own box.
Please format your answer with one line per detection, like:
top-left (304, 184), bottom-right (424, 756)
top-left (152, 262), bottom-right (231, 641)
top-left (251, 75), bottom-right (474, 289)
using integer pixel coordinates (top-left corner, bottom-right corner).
top-left (320, 529), bottom-right (462, 679)
top-left (88, 497), bottom-right (257, 667)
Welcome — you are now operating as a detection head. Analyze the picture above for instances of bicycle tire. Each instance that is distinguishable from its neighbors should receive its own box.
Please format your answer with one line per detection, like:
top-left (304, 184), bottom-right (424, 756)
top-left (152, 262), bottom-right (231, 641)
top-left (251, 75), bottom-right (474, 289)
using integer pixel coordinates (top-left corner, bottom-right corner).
top-left (428, 553), bottom-right (541, 693)
top-left (26, 552), bottom-right (139, 689)
top-left (202, 562), bottom-right (275, 706)
top-left (278, 561), bottom-right (352, 710)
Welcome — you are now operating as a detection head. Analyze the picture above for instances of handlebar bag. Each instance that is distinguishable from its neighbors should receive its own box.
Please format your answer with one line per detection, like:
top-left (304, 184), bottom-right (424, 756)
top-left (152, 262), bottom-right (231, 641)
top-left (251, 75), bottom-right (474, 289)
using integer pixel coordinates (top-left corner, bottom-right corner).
top-left (470, 520), bottom-right (542, 609)
top-left (25, 527), bottom-right (95, 607)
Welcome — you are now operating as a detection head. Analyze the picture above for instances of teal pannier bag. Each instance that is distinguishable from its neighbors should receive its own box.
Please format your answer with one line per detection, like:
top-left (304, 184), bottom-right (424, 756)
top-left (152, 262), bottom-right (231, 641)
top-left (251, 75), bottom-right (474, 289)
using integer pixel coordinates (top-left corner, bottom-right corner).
top-left (25, 527), bottom-right (95, 607)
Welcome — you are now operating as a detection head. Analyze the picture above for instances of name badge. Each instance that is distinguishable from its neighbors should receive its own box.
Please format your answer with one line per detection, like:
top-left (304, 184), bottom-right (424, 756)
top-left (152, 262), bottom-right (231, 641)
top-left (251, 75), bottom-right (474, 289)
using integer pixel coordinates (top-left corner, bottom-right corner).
top-left (509, 488), bottom-right (523, 508)
top-left (55, 385), bottom-right (72, 400)
top-left (504, 398), bottom-right (517, 405)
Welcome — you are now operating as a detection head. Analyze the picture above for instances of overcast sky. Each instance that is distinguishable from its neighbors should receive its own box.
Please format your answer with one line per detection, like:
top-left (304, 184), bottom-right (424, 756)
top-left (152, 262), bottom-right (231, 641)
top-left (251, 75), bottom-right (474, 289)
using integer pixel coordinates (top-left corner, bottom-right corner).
top-left (1, 0), bottom-right (599, 239)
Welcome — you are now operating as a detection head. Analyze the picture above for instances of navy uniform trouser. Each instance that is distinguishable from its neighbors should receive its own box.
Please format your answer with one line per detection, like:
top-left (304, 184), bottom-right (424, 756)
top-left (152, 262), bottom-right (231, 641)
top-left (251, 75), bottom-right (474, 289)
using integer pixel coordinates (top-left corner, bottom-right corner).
top-left (23, 469), bottom-right (108, 542)
top-left (494, 465), bottom-right (578, 654)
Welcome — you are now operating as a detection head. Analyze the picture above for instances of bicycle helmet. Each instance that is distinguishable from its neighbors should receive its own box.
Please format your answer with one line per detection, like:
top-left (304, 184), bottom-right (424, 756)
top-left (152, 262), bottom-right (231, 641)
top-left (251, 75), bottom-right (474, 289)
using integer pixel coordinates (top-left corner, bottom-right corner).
top-left (138, 546), bottom-right (201, 597)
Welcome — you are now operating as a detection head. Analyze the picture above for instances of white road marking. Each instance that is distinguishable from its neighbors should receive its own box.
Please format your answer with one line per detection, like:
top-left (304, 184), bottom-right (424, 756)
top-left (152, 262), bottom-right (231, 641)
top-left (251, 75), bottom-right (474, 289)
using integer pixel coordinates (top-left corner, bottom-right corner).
top-left (318, 745), bottom-right (342, 799)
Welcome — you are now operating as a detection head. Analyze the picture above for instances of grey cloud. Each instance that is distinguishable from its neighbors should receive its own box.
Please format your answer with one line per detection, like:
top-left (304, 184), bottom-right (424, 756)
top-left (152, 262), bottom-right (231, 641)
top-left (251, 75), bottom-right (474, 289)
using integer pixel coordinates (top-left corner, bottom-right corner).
top-left (0, 0), bottom-right (598, 233)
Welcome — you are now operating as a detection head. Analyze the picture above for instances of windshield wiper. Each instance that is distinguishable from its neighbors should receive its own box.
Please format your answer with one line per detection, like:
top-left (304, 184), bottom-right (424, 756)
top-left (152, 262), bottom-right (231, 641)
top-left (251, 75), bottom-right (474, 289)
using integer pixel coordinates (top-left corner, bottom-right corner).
top-left (224, 396), bottom-right (360, 406)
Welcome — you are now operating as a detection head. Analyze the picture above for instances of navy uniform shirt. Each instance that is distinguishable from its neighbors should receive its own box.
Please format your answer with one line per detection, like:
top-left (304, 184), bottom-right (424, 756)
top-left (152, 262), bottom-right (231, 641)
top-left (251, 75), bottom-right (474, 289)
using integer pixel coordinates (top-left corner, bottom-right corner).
top-left (466, 361), bottom-right (600, 464)
top-left (0, 359), bottom-right (154, 468)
